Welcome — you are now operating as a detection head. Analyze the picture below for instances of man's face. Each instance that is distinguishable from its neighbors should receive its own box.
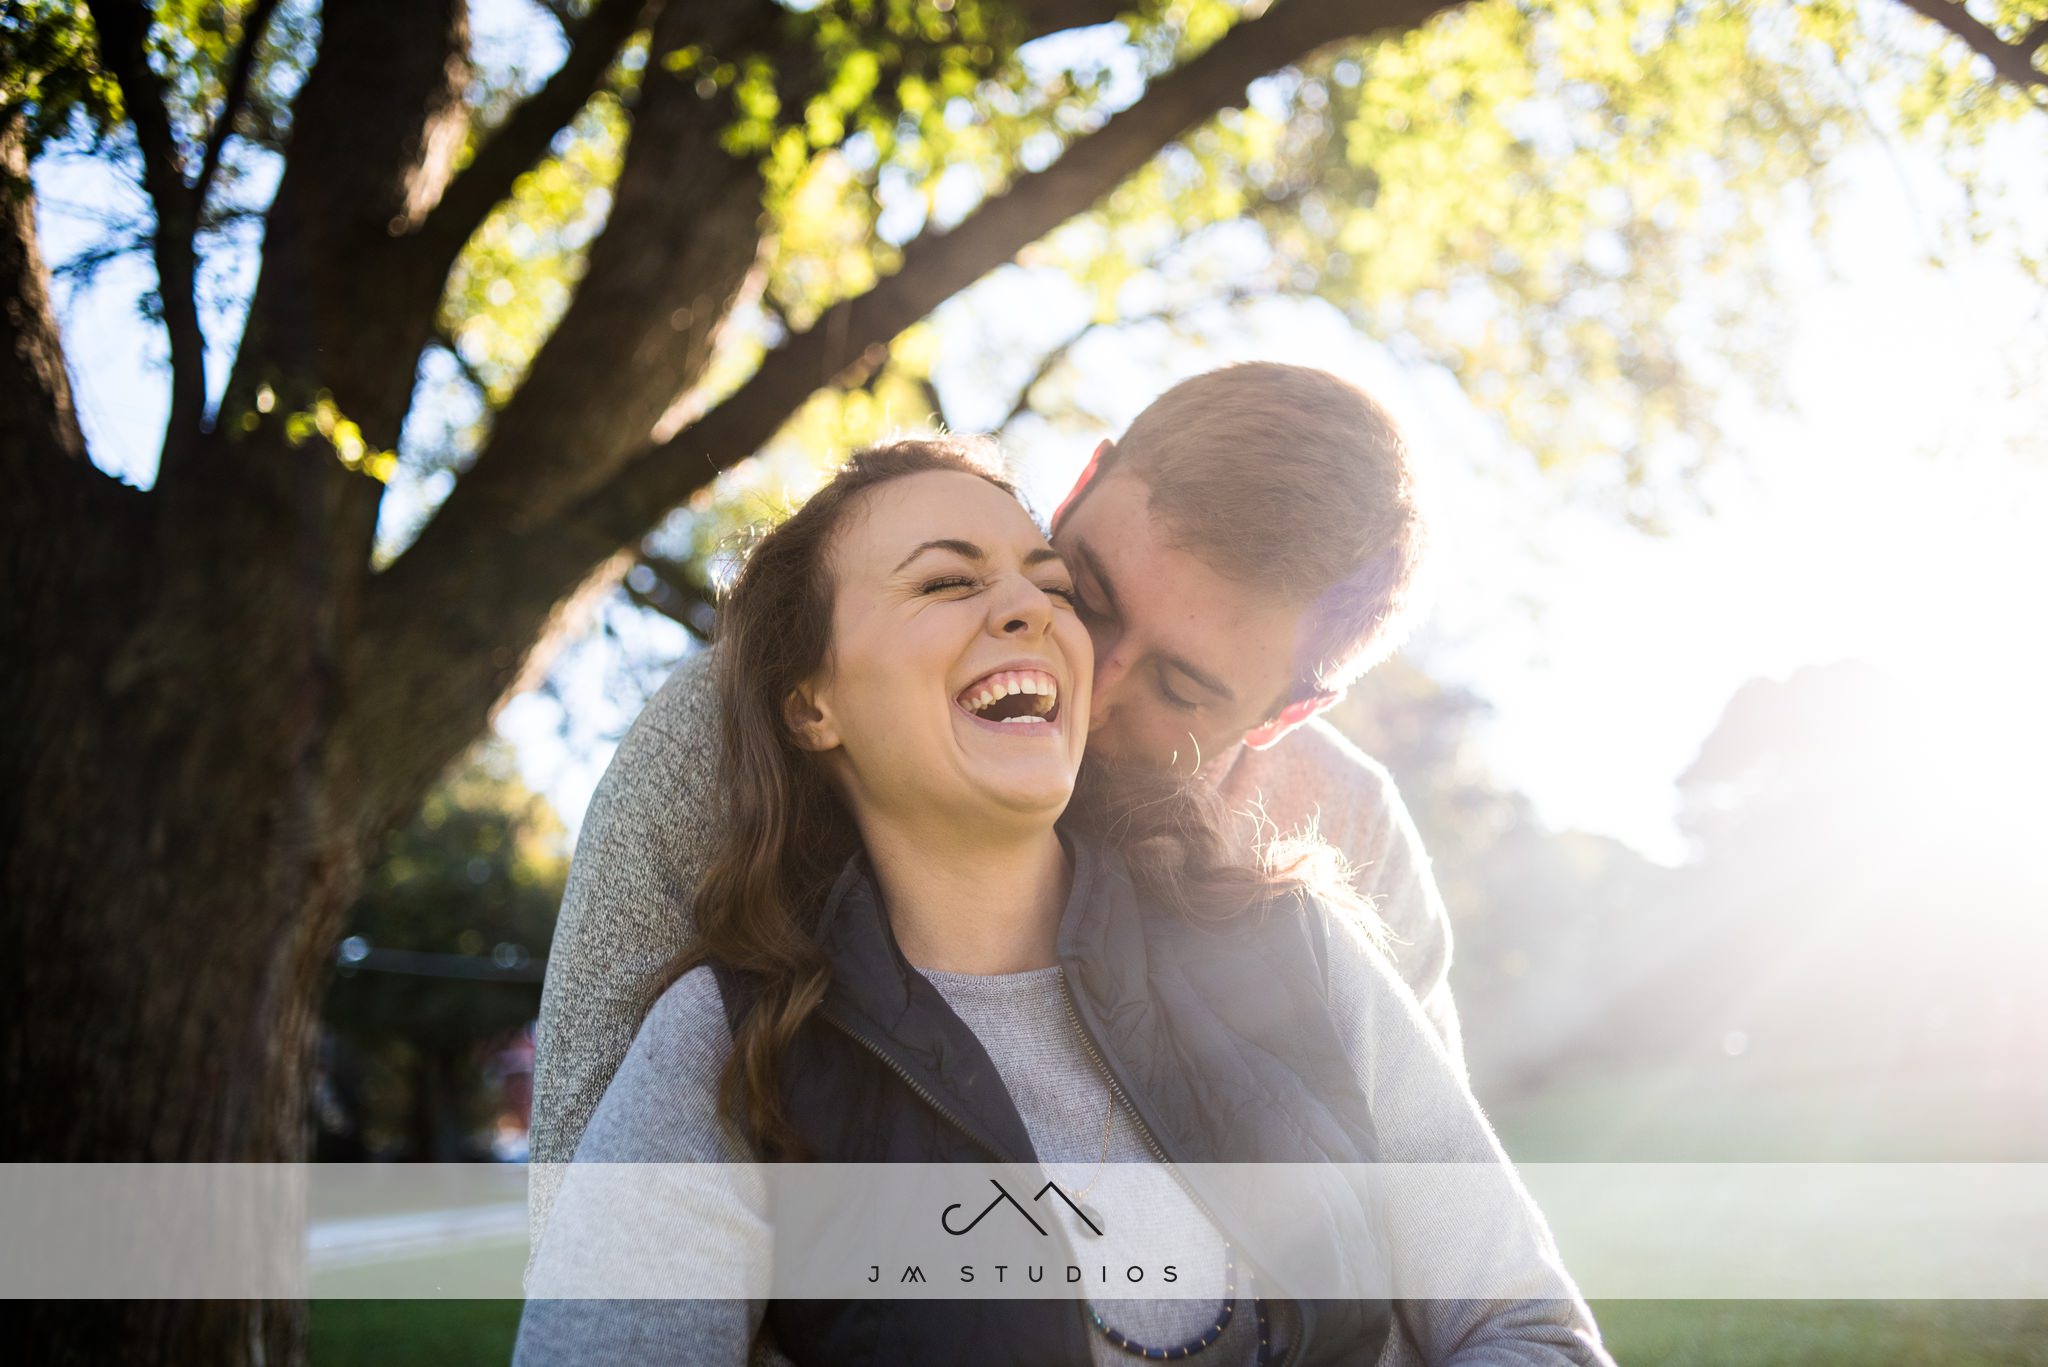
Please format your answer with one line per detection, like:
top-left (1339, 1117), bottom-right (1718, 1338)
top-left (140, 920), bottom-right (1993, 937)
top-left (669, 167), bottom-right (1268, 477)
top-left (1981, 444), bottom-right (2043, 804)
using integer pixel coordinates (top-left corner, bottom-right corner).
top-left (1051, 469), bottom-right (1310, 776)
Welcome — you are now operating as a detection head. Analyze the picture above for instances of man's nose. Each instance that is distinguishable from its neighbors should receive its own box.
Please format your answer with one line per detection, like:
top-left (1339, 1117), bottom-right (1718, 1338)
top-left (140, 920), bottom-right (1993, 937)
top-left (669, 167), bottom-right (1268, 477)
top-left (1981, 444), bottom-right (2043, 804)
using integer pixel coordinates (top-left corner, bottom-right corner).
top-left (1089, 641), bottom-right (1134, 728)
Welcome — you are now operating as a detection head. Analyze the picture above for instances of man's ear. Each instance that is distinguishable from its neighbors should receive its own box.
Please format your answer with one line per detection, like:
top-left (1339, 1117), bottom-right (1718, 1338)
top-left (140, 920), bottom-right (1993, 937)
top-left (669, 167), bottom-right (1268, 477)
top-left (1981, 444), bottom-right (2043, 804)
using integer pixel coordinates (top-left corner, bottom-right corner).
top-left (783, 683), bottom-right (842, 752)
top-left (1241, 692), bottom-right (1340, 751)
top-left (1051, 438), bottom-right (1115, 534)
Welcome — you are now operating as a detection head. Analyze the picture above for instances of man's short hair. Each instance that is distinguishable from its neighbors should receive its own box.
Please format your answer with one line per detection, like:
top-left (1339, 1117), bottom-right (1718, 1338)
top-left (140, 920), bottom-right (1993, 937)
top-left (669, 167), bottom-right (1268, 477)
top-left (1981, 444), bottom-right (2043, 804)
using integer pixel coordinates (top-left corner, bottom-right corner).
top-left (1103, 363), bottom-right (1430, 703)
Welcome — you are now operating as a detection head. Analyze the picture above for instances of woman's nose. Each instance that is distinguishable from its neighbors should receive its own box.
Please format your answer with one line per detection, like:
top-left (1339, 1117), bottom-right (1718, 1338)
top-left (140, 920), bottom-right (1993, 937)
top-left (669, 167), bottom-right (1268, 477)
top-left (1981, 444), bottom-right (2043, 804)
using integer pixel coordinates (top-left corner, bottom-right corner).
top-left (993, 577), bottom-right (1054, 636)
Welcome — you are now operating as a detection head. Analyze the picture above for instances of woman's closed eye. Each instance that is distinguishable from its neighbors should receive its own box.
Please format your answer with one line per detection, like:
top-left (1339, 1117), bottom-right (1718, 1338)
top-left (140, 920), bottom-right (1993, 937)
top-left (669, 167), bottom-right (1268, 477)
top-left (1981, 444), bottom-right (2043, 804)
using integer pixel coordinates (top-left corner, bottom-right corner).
top-left (1071, 586), bottom-right (1112, 624)
top-left (920, 574), bottom-right (1081, 607)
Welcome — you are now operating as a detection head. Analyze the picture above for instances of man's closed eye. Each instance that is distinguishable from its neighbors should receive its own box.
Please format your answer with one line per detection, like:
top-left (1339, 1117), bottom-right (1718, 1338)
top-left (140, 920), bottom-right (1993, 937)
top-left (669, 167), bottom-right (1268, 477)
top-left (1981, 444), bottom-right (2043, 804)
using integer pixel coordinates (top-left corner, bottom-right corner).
top-left (1157, 670), bottom-right (1199, 711)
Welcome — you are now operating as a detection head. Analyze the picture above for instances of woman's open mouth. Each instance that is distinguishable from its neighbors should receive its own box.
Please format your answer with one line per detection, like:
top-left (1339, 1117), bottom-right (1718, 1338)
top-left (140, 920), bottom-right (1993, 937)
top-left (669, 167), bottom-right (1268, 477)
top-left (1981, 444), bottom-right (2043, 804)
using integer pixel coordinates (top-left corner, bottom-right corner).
top-left (953, 668), bottom-right (1062, 731)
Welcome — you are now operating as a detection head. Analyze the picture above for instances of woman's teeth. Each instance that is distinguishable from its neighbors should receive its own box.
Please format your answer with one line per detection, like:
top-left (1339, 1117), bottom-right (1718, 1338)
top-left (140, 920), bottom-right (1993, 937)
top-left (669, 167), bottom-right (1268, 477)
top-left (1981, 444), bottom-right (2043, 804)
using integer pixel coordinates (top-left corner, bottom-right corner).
top-left (958, 670), bottom-right (1059, 722)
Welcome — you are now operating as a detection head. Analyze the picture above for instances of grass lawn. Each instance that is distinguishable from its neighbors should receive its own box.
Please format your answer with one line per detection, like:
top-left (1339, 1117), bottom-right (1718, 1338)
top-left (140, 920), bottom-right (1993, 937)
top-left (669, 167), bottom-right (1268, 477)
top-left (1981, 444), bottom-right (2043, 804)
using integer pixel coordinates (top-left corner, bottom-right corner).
top-left (1589, 1300), bottom-right (2048, 1365)
top-left (1485, 1057), bottom-right (2048, 1164)
top-left (312, 1298), bottom-right (2048, 1364)
top-left (312, 1299), bottom-right (520, 1364)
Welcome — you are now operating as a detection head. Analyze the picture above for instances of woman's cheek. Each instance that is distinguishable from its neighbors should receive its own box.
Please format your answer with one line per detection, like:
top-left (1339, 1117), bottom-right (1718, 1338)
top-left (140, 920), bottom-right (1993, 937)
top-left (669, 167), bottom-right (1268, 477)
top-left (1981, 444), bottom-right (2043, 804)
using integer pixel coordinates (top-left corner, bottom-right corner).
top-left (1053, 609), bottom-right (1090, 657)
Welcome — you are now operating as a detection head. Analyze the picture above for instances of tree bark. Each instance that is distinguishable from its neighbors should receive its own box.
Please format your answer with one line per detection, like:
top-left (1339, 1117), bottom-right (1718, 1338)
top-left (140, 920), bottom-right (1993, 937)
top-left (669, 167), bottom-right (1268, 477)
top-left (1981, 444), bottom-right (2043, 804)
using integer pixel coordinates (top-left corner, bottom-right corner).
top-left (2, 114), bottom-right (91, 488)
top-left (4, 460), bottom-right (363, 1364)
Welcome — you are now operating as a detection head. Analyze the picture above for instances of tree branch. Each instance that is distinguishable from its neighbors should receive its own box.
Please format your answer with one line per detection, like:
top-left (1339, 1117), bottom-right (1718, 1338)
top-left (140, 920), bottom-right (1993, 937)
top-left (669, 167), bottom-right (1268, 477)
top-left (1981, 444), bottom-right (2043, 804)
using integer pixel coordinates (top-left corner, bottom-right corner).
top-left (2, 115), bottom-right (89, 473)
top-left (3, 111), bottom-right (145, 641)
top-left (192, 0), bottom-right (283, 217)
top-left (997, 315), bottom-right (1101, 432)
top-left (394, 0), bottom-right (1465, 584)
top-left (1893, 0), bottom-right (2048, 90)
top-left (181, 0), bottom-right (471, 635)
top-left (581, 0), bottom-right (1465, 538)
top-left (418, 0), bottom-right (655, 261)
top-left (416, 0), bottom-right (1165, 541)
top-left (419, 0), bottom-right (781, 532)
top-left (84, 0), bottom-right (207, 474)
top-left (214, 0), bottom-right (473, 460)
top-left (623, 554), bottom-right (716, 640)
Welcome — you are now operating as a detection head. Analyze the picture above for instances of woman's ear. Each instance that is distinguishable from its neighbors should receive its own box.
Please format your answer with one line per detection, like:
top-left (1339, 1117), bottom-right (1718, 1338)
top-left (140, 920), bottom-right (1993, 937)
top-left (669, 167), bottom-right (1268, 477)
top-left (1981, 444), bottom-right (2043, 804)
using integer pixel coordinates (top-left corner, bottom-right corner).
top-left (783, 683), bottom-right (842, 752)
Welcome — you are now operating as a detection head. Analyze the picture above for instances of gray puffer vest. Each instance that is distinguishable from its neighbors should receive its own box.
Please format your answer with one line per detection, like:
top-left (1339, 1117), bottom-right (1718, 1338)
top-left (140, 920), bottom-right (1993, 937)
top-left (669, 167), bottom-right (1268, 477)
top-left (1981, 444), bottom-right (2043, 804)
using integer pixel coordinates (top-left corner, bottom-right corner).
top-left (711, 825), bottom-right (1393, 1365)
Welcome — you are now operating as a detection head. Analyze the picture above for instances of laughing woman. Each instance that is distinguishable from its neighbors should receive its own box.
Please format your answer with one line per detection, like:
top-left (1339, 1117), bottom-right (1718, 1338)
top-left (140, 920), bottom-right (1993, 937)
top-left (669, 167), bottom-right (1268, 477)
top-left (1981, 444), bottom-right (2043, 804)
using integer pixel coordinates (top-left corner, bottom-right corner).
top-left (515, 438), bottom-right (1611, 1366)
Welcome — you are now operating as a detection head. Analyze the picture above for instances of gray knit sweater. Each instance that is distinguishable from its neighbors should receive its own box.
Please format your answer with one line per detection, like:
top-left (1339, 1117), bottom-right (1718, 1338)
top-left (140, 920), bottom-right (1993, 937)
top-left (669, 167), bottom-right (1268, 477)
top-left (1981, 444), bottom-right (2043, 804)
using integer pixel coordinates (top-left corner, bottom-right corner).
top-left (514, 908), bottom-right (1609, 1365)
top-left (530, 652), bottom-right (1462, 1222)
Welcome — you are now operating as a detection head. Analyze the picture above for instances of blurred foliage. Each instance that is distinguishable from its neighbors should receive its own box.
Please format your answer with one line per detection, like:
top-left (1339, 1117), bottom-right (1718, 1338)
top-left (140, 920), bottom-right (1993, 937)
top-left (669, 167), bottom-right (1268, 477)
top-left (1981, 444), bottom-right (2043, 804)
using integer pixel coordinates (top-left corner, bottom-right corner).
top-left (1018, 0), bottom-right (2043, 499)
top-left (6, 0), bottom-right (317, 342)
top-left (143, 0), bottom-right (318, 159)
top-left (320, 743), bottom-right (566, 1159)
top-left (438, 86), bottom-right (631, 418)
top-left (1331, 658), bottom-right (1675, 1093)
top-left (2, 1), bottom-right (125, 151)
top-left (3, 0), bottom-right (318, 166)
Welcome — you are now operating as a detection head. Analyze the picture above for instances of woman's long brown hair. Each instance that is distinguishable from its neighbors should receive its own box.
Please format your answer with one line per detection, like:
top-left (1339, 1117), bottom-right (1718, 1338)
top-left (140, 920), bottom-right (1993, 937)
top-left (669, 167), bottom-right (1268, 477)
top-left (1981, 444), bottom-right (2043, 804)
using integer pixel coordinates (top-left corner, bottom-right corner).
top-left (667, 436), bottom-right (1365, 1160)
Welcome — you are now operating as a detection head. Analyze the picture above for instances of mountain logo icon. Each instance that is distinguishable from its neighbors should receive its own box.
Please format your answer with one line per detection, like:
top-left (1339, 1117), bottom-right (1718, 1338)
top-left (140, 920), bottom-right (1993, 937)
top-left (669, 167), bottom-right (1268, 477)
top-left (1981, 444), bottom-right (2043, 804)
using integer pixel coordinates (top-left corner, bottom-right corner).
top-left (941, 1178), bottom-right (1105, 1238)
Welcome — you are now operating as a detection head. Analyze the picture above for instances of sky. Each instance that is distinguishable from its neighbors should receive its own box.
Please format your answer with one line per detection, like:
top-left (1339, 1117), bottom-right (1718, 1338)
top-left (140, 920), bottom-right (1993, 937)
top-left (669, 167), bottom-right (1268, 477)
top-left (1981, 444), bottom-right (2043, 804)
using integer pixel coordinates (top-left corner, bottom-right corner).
top-left (31, 6), bottom-right (2048, 866)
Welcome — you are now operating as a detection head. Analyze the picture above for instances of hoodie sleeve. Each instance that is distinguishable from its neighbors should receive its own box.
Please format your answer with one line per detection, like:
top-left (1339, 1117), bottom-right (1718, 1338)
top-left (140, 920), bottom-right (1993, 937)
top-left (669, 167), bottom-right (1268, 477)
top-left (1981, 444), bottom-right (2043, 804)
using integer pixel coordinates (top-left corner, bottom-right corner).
top-left (514, 967), bottom-right (772, 1366)
top-left (1319, 906), bottom-right (1613, 1367)
top-left (528, 651), bottom-right (724, 1264)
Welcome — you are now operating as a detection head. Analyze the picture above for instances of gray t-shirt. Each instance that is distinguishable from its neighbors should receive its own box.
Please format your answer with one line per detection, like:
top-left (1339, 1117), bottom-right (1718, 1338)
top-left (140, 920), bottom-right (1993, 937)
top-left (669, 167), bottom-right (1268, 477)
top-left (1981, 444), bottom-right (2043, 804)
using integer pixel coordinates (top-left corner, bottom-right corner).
top-left (514, 910), bottom-right (1610, 1366)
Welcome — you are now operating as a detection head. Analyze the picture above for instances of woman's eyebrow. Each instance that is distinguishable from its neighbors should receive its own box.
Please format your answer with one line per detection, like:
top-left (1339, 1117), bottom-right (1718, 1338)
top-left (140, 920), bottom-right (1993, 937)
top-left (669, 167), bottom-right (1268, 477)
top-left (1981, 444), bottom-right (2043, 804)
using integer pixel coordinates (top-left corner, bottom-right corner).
top-left (892, 540), bottom-right (1066, 573)
top-left (892, 538), bottom-right (984, 572)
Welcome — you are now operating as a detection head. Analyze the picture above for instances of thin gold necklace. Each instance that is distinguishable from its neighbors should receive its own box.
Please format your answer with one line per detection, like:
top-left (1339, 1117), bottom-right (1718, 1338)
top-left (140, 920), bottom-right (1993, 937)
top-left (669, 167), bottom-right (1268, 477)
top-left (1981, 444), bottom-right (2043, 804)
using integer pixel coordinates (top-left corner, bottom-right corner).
top-left (1069, 1076), bottom-right (1116, 1201)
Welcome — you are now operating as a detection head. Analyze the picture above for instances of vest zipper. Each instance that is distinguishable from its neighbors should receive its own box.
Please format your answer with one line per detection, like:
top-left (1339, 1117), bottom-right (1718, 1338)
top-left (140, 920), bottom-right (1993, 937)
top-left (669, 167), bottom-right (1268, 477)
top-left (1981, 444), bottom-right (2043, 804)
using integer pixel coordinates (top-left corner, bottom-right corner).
top-left (817, 1005), bottom-right (1012, 1162)
top-left (1055, 967), bottom-right (1303, 1367)
top-left (816, 1005), bottom-right (1103, 1360)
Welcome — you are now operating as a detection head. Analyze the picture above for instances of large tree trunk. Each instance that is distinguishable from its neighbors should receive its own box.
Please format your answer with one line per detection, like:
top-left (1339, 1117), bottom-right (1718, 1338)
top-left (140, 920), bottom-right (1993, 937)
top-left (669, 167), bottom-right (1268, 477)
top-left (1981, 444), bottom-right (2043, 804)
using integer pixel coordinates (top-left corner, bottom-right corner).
top-left (2, 446), bottom-right (371, 1362)
top-left (1, 692), bottom-right (355, 1361)
top-left (0, 618), bottom-right (363, 1163)
top-left (3, 76), bottom-right (374, 1346)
